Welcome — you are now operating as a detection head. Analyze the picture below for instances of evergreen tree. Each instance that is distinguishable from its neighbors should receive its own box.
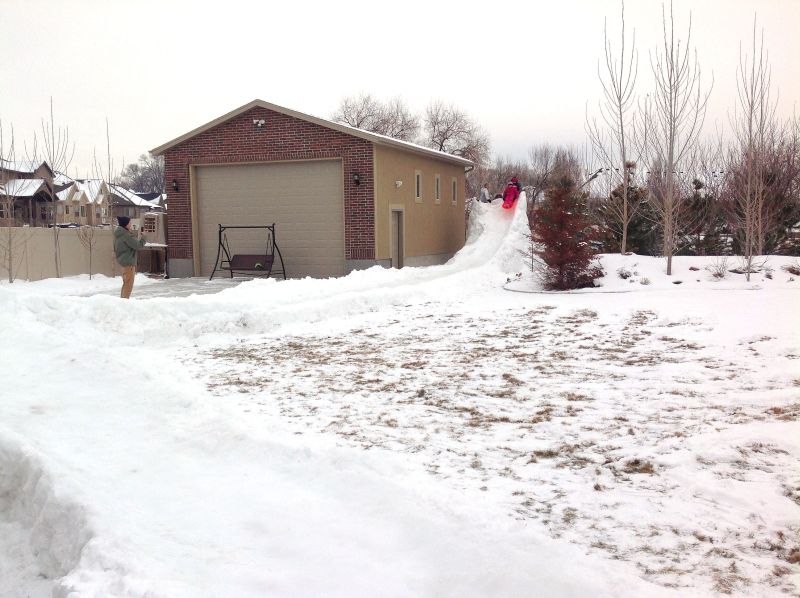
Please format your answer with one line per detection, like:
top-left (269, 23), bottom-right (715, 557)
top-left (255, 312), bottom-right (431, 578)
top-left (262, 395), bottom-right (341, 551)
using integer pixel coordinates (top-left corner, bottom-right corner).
top-left (533, 177), bottom-right (604, 290)
top-left (593, 183), bottom-right (661, 255)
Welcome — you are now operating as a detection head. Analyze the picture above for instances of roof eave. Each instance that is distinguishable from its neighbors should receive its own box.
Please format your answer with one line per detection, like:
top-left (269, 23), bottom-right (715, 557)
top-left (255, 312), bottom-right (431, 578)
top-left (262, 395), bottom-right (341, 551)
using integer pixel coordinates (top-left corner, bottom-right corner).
top-left (150, 99), bottom-right (473, 168)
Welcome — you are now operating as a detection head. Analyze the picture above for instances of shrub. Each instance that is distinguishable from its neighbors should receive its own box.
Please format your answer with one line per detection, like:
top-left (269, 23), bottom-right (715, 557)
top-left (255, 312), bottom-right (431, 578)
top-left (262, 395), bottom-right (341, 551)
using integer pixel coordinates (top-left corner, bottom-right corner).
top-left (781, 261), bottom-right (800, 276)
top-left (531, 177), bottom-right (604, 290)
top-left (705, 257), bottom-right (729, 280)
top-left (617, 267), bottom-right (633, 279)
top-left (640, 277), bottom-right (651, 285)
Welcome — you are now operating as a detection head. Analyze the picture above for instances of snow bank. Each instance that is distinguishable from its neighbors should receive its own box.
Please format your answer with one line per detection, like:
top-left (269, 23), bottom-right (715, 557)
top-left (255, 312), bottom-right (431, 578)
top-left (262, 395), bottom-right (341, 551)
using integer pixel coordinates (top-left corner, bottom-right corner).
top-left (0, 197), bottom-right (529, 347)
top-left (0, 432), bottom-right (92, 593)
top-left (0, 273), bottom-right (160, 297)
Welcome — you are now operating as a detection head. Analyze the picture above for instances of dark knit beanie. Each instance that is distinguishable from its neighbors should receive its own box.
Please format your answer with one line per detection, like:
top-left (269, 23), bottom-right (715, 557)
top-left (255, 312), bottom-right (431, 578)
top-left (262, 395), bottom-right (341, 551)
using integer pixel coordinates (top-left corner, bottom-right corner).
top-left (117, 216), bottom-right (130, 227)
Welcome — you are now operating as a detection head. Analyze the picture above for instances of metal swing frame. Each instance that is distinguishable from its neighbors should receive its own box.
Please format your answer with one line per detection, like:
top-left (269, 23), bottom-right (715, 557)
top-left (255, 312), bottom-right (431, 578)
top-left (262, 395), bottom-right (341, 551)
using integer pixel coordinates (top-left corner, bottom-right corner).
top-left (209, 224), bottom-right (287, 280)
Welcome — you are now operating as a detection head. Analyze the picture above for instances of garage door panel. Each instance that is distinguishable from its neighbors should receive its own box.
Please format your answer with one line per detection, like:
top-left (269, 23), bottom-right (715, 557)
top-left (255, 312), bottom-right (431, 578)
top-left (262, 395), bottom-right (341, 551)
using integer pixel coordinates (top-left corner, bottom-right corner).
top-left (195, 160), bottom-right (345, 278)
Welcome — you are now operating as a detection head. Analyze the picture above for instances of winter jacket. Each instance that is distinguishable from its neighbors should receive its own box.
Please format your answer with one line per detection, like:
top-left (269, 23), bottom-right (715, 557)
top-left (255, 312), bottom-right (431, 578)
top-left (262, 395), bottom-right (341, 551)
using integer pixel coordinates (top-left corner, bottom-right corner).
top-left (479, 187), bottom-right (492, 202)
top-left (114, 226), bottom-right (146, 267)
top-left (503, 183), bottom-right (520, 204)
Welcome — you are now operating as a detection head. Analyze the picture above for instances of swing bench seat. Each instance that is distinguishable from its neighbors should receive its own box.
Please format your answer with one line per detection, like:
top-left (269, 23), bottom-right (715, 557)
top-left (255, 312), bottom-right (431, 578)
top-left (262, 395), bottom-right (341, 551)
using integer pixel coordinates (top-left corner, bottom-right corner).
top-left (209, 224), bottom-right (286, 280)
top-left (225, 254), bottom-right (274, 274)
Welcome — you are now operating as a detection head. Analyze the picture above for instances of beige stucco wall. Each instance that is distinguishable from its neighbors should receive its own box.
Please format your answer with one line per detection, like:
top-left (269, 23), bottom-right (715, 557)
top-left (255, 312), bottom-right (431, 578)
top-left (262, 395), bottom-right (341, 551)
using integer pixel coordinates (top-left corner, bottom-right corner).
top-left (373, 144), bottom-right (466, 262)
top-left (0, 227), bottom-right (117, 282)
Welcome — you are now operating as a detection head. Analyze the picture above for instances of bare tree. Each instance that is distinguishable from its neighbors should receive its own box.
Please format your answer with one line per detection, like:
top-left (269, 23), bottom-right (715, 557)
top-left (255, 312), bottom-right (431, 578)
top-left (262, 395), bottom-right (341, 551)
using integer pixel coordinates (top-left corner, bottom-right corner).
top-left (76, 225), bottom-right (99, 279)
top-left (375, 96), bottom-right (420, 141)
top-left (639, 2), bottom-right (712, 275)
top-left (682, 141), bottom-right (728, 256)
top-left (422, 100), bottom-right (490, 165)
top-left (29, 98), bottom-right (75, 278)
top-left (332, 94), bottom-right (420, 141)
top-left (0, 120), bottom-right (33, 283)
top-left (723, 18), bottom-right (782, 279)
top-left (93, 118), bottom-right (122, 276)
top-left (117, 153), bottom-right (165, 193)
top-left (586, 0), bottom-right (641, 253)
top-left (331, 93), bottom-right (384, 130)
top-left (528, 145), bottom-right (585, 199)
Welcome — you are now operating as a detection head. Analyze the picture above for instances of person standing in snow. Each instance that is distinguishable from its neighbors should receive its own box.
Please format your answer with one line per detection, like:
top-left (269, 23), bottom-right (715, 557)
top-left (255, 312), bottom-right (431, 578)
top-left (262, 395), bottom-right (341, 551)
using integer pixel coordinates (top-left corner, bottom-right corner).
top-left (113, 216), bottom-right (146, 299)
top-left (479, 183), bottom-right (492, 203)
top-left (502, 179), bottom-right (520, 209)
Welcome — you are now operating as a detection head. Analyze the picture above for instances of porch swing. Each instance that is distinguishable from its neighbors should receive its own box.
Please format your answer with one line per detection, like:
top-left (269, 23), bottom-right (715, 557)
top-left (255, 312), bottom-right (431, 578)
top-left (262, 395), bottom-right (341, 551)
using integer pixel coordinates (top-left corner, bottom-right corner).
top-left (209, 224), bottom-right (287, 280)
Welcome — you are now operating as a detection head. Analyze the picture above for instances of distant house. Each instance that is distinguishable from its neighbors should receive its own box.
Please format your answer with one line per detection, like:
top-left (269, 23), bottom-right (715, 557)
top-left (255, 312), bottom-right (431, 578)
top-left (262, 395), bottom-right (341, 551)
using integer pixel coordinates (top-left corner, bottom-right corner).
top-left (151, 99), bottom-right (472, 279)
top-left (108, 184), bottom-right (165, 220)
top-left (54, 179), bottom-right (116, 226)
top-left (0, 159), bottom-right (57, 226)
top-left (0, 158), bottom-right (163, 227)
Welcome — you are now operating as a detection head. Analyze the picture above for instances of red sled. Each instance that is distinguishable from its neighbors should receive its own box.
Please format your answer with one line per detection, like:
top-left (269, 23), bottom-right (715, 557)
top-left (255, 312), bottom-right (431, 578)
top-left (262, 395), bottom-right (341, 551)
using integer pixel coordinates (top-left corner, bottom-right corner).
top-left (502, 199), bottom-right (517, 210)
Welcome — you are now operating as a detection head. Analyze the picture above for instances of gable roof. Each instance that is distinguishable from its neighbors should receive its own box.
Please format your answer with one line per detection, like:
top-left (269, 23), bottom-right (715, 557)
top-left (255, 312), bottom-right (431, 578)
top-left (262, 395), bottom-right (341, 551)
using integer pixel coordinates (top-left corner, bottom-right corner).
top-left (56, 183), bottom-right (78, 201)
top-left (0, 158), bottom-right (54, 177)
top-left (75, 179), bottom-right (105, 203)
top-left (150, 99), bottom-right (473, 167)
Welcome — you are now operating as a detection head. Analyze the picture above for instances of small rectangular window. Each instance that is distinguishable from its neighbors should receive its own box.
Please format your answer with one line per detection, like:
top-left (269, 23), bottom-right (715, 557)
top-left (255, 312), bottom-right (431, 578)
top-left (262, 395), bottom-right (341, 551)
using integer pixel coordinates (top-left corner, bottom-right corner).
top-left (435, 175), bottom-right (441, 204)
top-left (415, 170), bottom-right (422, 203)
top-left (80, 205), bottom-right (86, 217)
top-left (65, 205), bottom-right (70, 215)
top-left (451, 178), bottom-right (458, 205)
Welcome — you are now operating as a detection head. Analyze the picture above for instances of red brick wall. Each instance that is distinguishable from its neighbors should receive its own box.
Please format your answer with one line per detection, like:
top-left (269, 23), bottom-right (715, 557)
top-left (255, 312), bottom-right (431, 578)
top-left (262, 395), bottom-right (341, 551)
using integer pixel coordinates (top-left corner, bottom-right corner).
top-left (163, 106), bottom-right (374, 263)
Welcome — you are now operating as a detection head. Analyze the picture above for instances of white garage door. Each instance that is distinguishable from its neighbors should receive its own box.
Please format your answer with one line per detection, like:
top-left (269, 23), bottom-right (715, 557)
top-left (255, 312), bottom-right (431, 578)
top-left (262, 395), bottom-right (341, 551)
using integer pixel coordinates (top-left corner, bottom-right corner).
top-left (195, 160), bottom-right (345, 278)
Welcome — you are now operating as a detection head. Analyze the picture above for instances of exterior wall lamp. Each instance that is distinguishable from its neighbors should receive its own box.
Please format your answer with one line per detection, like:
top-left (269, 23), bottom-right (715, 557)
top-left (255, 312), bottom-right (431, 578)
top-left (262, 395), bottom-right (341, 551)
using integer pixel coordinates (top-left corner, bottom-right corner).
top-left (172, 179), bottom-right (180, 192)
top-left (352, 173), bottom-right (361, 186)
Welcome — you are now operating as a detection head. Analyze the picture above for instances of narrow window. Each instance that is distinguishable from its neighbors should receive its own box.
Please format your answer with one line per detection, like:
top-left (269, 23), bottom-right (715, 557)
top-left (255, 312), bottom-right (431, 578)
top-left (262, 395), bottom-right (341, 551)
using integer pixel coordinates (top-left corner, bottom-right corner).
top-left (415, 170), bottom-right (422, 203)
top-left (435, 174), bottom-right (441, 204)
top-left (65, 205), bottom-right (70, 215)
top-left (451, 178), bottom-right (458, 205)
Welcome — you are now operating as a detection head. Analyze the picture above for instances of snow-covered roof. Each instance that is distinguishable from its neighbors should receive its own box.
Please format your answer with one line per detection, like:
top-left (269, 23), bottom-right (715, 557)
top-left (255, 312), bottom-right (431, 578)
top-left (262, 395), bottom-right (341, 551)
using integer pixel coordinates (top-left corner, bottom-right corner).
top-left (53, 171), bottom-right (75, 186)
top-left (75, 179), bottom-right (108, 204)
top-left (151, 99), bottom-right (474, 167)
top-left (56, 184), bottom-right (77, 201)
top-left (109, 184), bottom-right (162, 209)
top-left (135, 192), bottom-right (164, 203)
top-left (0, 158), bottom-right (53, 176)
top-left (0, 178), bottom-right (47, 197)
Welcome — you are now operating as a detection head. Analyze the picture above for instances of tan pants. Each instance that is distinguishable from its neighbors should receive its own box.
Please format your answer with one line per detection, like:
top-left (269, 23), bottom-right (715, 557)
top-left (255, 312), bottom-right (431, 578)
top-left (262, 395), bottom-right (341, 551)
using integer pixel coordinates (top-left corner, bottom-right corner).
top-left (120, 265), bottom-right (136, 299)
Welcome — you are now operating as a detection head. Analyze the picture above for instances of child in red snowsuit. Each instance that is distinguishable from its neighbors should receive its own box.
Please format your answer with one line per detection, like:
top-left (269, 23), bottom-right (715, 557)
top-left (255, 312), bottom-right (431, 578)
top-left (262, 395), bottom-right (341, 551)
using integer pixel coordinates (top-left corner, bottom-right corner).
top-left (502, 178), bottom-right (520, 209)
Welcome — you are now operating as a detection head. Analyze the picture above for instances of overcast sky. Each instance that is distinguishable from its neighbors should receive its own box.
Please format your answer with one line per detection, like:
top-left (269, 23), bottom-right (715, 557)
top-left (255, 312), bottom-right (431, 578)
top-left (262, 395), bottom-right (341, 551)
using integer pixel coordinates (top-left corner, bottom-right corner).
top-left (1, 0), bottom-right (797, 177)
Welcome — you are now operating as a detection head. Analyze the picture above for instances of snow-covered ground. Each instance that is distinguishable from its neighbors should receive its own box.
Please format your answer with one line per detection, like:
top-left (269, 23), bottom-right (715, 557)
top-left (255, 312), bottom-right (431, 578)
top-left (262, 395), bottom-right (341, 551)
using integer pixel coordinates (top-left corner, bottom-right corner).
top-left (1, 198), bottom-right (798, 597)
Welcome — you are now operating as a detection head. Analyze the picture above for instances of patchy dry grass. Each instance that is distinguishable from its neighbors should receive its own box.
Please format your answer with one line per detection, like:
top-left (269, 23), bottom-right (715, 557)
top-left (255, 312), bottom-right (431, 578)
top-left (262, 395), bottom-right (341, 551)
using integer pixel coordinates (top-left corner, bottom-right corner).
top-left (187, 301), bottom-right (800, 596)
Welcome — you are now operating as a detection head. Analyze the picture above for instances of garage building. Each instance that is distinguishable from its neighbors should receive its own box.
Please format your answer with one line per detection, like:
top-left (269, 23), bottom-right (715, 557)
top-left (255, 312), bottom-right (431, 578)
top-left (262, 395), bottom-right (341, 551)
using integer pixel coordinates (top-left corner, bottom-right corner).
top-left (151, 99), bottom-right (473, 279)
